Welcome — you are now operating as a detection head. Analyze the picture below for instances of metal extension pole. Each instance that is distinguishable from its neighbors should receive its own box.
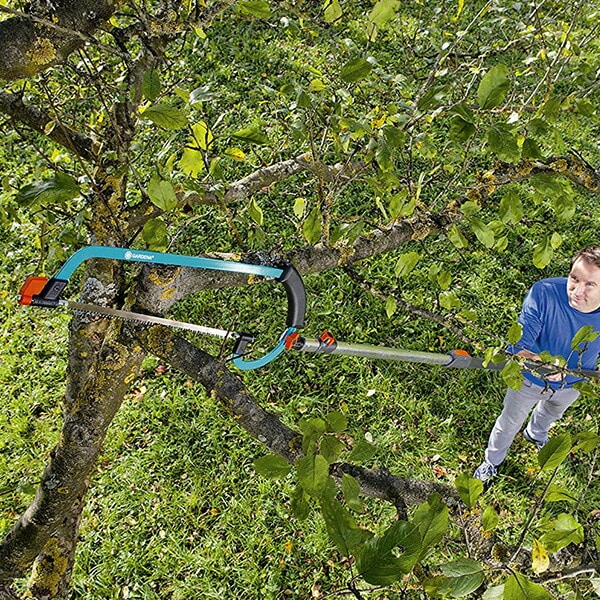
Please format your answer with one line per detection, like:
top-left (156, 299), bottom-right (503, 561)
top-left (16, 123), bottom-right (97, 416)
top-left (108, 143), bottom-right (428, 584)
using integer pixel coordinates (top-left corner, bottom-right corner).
top-left (287, 332), bottom-right (600, 379)
top-left (293, 337), bottom-right (454, 366)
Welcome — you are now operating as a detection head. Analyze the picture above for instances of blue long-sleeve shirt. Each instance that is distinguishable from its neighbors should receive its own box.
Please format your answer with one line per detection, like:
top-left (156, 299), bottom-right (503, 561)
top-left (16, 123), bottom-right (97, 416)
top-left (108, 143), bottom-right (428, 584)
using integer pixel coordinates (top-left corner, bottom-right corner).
top-left (508, 277), bottom-right (600, 388)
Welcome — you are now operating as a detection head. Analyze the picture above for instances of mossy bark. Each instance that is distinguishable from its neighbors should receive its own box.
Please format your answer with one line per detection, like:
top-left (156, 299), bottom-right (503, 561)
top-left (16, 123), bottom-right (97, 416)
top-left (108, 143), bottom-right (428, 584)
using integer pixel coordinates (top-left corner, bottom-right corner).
top-left (0, 0), bottom-right (121, 81)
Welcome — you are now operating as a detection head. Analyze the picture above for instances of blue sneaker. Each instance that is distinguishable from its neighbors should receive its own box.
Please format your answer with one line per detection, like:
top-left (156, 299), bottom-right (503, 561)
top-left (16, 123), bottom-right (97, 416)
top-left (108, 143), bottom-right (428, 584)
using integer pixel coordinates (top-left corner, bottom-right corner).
top-left (523, 428), bottom-right (548, 450)
top-left (473, 460), bottom-right (498, 484)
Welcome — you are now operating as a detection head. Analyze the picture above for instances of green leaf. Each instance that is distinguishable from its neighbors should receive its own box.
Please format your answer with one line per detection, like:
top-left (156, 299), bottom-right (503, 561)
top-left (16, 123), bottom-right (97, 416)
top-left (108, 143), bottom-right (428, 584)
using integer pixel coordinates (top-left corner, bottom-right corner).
top-left (572, 380), bottom-right (599, 398)
top-left (449, 115), bottom-right (476, 142)
top-left (538, 433), bottom-right (571, 471)
top-left (533, 236), bottom-right (554, 269)
top-left (570, 325), bottom-right (598, 351)
top-left (290, 486), bottom-right (310, 520)
top-left (487, 123), bottom-right (520, 163)
top-left (238, 0), bottom-right (271, 18)
top-left (413, 494), bottom-right (449, 559)
top-left (440, 558), bottom-right (485, 597)
top-left (300, 417), bottom-right (327, 454)
top-left (501, 360), bottom-right (523, 390)
top-left (417, 86), bottom-right (447, 111)
top-left (573, 430), bottom-right (600, 453)
top-left (508, 322), bottom-right (523, 345)
top-left (552, 195), bottom-right (576, 221)
top-left (454, 474), bottom-right (483, 509)
top-left (482, 505), bottom-right (499, 531)
top-left (293, 197), bottom-right (306, 218)
top-left (340, 57), bottom-right (373, 83)
top-left (299, 417), bottom-right (327, 437)
top-left (369, 0), bottom-right (399, 28)
top-left (326, 411), bottom-right (347, 432)
top-left (499, 190), bottom-right (524, 224)
top-left (367, 0), bottom-right (399, 39)
top-left (141, 103), bottom-right (188, 130)
top-left (341, 473), bottom-right (363, 512)
top-left (320, 496), bottom-right (372, 555)
top-left (540, 97), bottom-right (562, 122)
top-left (468, 217), bottom-right (495, 248)
top-left (147, 176), bottom-right (178, 212)
top-left (477, 64), bottom-right (510, 110)
top-left (142, 218), bottom-right (168, 251)
top-left (382, 124), bottom-right (406, 149)
top-left (538, 513), bottom-right (584, 553)
top-left (323, 0), bottom-right (342, 22)
top-left (447, 224), bottom-right (469, 249)
top-left (460, 201), bottom-right (480, 216)
top-left (385, 295), bottom-right (397, 318)
top-left (388, 191), bottom-right (414, 219)
top-left (180, 147), bottom-right (204, 178)
top-left (190, 121), bottom-right (214, 151)
top-left (142, 69), bottom-right (162, 100)
top-left (522, 137), bottom-right (544, 159)
top-left (576, 97), bottom-right (595, 117)
top-left (253, 454), bottom-right (291, 479)
top-left (395, 251), bottom-right (421, 277)
top-left (504, 572), bottom-right (553, 600)
top-left (439, 291), bottom-right (461, 310)
top-left (347, 440), bottom-right (377, 464)
top-left (302, 206), bottom-right (323, 244)
top-left (320, 435), bottom-right (345, 463)
top-left (248, 198), bottom-right (263, 226)
top-left (482, 585), bottom-right (504, 600)
top-left (17, 173), bottom-right (80, 207)
top-left (297, 454), bottom-right (331, 498)
top-left (545, 484), bottom-right (578, 503)
top-left (308, 78), bottom-right (326, 92)
top-left (232, 127), bottom-right (270, 145)
top-left (437, 270), bottom-right (452, 291)
top-left (356, 521), bottom-right (422, 585)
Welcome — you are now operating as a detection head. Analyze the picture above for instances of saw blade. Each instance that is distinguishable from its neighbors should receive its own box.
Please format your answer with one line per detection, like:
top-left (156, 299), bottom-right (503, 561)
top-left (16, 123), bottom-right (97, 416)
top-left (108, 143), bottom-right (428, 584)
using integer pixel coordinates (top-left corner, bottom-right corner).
top-left (61, 300), bottom-right (238, 340)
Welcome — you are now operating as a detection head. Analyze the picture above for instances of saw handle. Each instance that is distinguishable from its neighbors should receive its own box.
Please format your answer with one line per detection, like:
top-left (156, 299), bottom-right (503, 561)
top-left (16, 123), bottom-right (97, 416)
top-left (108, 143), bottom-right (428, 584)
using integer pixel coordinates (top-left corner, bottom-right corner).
top-left (230, 264), bottom-right (306, 370)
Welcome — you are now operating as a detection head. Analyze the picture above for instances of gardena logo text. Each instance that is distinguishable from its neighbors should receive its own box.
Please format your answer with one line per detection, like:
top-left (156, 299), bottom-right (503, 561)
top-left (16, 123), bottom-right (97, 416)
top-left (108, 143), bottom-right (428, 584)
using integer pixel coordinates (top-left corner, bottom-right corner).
top-left (124, 251), bottom-right (155, 261)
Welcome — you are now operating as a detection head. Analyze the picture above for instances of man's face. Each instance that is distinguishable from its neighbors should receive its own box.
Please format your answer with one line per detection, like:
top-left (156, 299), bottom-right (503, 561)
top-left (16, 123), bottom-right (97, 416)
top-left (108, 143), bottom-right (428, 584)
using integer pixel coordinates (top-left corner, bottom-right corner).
top-left (567, 258), bottom-right (600, 313)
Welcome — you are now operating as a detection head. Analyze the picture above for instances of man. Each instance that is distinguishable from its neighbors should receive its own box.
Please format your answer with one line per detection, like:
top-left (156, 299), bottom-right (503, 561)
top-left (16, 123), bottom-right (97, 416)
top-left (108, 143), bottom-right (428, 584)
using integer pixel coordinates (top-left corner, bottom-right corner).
top-left (474, 247), bottom-right (600, 484)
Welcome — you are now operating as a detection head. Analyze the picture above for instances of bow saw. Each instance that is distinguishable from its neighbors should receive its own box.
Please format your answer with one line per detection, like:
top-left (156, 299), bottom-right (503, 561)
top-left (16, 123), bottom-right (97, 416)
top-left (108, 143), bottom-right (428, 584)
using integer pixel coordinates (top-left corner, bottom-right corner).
top-left (17, 246), bottom-right (600, 379)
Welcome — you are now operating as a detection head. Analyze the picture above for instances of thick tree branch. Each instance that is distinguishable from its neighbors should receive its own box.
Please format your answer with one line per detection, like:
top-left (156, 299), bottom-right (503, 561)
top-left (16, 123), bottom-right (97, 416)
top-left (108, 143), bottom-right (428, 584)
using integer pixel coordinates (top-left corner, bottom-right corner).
top-left (135, 326), bottom-right (460, 508)
top-left (467, 152), bottom-right (600, 203)
top-left (0, 1), bottom-right (120, 81)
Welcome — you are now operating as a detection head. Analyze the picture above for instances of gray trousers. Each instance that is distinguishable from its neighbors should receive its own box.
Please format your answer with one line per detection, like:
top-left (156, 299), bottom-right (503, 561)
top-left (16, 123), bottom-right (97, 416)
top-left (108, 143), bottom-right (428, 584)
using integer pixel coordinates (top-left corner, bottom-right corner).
top-left (485, 378), bottom-right (580, 466)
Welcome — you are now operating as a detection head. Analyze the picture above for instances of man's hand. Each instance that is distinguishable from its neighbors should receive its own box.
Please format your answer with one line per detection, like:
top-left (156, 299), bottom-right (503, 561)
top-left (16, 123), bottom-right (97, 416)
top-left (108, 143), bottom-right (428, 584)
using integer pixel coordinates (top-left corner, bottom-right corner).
top-left (517, 349), bottom-right (564, 382)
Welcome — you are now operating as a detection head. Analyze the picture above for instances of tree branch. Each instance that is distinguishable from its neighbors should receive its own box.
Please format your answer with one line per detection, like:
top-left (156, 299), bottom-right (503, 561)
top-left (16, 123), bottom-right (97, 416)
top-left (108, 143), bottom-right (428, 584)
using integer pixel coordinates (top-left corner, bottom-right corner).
top-left (135, 325), bottom-right (460, 508)
top-left (0, 0), bottom-right (121, 81)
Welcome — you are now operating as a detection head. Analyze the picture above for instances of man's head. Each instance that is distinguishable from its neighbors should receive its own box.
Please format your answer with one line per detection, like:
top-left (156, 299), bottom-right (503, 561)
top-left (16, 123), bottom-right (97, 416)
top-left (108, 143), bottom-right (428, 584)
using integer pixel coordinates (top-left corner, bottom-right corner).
top-left (567, 247), bottom-right (600, 313)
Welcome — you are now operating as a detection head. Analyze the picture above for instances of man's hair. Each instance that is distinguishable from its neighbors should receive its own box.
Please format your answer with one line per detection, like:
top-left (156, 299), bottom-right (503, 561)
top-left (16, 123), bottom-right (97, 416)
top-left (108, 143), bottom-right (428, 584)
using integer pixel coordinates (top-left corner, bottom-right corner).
top-left (572, 247), bottom-right (600, 269)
